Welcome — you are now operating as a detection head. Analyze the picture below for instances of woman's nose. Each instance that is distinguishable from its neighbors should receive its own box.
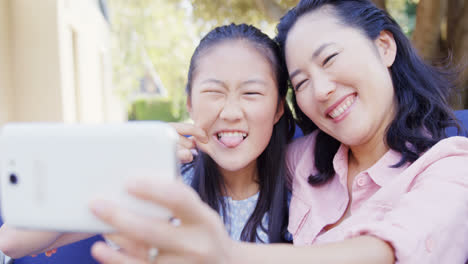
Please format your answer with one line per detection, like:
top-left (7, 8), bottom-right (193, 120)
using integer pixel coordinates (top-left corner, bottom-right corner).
top-left (313, 74), bottom-right (336, 102)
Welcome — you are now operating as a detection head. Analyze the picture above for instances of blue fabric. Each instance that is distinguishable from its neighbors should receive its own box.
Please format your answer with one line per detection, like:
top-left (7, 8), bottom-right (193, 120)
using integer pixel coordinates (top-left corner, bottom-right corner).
top-left (12, 235), bottom-right (103, 264)
top-left (446, 110), bottom-right (468, 137)
top-left (0, 218), bottom-right (103, 264)
top-left (0, 211), bottom-right (104, 264)
top-left (293, 126), bottom-right (304, 139)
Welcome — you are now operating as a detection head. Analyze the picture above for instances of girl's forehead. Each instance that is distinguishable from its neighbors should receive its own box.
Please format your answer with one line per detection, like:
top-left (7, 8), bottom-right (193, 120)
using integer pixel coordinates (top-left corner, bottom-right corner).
top-left (199, 40), bottom-right (266, 62)
top-left (194, 43), bottom-right (276, 79)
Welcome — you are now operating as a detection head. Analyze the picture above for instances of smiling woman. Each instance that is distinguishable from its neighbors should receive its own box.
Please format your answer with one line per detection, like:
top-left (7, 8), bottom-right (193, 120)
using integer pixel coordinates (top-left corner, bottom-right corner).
top-left (275, 0), bottom-right (468, 262)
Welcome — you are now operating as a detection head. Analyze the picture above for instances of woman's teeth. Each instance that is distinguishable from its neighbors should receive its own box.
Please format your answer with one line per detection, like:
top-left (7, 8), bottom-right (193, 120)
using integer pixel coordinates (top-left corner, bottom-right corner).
top-left (329, 96), bottom-right (355, 119)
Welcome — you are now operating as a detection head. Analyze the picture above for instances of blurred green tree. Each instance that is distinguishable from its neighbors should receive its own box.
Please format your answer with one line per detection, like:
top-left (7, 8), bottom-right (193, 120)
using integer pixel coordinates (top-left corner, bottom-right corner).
top-left (186, 0), bottom-right (467, 109)
top-left (109, 0), bottom-right (467, 122)
top-left (108, 0), bottom-right (197, 121)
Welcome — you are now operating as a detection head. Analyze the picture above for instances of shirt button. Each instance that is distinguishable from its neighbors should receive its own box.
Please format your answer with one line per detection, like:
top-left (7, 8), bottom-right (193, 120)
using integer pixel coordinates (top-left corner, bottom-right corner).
top-left (356, 176), bottom-right (367, 187)
top-left (425, 237), bottom-right (434, 252)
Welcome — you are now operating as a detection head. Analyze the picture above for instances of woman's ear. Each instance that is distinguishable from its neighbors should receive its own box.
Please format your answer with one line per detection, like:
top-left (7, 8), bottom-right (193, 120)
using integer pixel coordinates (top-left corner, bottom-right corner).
top-left (375, 30), bottom-right (397, 68)
top-left (274, 99), bottom-right (285, 124)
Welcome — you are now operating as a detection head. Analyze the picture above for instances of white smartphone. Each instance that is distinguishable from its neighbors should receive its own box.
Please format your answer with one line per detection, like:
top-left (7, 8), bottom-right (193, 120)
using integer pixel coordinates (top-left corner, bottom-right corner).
top-left (0, 122), bottom-right (179, 233)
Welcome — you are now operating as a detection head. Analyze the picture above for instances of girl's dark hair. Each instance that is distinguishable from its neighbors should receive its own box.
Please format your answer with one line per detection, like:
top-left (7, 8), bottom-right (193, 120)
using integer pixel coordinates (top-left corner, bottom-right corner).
top-left (275, 0), bottom-right (462, 186)
top-left (184, 23), bottom-right (295, 243)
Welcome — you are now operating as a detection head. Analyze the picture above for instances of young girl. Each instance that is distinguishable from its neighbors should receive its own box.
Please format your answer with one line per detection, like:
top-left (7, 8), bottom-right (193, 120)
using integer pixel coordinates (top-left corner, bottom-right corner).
top-left (171, 23), bottom-right (294, 243)
top-left (0, 23), bottom-right (294, 259)
top-left (89, 1), bottom-right (468, 263)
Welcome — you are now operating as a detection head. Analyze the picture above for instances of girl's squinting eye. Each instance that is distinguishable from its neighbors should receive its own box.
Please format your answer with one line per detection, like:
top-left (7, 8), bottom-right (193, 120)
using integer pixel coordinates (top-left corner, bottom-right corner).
top-left (322, 52), bottom-right (338, 66)
top-left (202, 90), bottom-right (223, 94)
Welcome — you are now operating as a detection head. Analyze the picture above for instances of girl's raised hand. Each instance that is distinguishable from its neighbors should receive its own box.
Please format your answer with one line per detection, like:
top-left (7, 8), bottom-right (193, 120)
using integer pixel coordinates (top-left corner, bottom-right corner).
top-left (169, 122), bottom-right (210, 163)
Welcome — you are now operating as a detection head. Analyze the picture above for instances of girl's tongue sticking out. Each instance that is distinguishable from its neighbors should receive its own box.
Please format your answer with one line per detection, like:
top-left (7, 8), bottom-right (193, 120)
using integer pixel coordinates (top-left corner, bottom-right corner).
top-left (217, 132), bottom-right (247, 148)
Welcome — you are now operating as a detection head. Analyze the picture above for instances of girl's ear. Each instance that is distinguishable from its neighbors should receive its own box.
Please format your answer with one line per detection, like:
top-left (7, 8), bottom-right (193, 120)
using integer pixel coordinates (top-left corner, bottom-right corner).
top-left (274, 99), bottom-right (285, 124)
top-left (375, 30), bottom-right (397, 68)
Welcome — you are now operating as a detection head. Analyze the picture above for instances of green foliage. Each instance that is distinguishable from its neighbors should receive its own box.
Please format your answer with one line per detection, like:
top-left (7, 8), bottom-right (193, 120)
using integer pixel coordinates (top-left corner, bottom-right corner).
top-left (108, 0), bottom-right (419, 121)
top-left (386, 0), bottom-right (417, 36)
top-left (128, 97), bottom-right (188, 122)
top-left (184, 0), bottom-right (298, 37)
top-left (108, 0), bottom-right (300, 121)
top-left (108, 0), bottom-right (197, 116)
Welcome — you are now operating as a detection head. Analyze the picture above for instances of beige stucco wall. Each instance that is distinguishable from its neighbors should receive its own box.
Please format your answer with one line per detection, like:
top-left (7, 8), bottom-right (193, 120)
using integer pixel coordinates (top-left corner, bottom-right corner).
top-left (58, 0), bottom-right (124, 123)
top-left (10, 0), bottom-right (64, 122)
top-left (0, 0), bottom-right (13, 124)
top-left (0, 0), bottom-right (124, 126)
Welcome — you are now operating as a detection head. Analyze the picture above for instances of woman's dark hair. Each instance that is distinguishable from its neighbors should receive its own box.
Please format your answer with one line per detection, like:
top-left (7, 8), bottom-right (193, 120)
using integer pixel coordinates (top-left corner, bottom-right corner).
top-left (275, 0), bottom-right (462, 186)
top-left (183, 23), bottom-right (295, 243)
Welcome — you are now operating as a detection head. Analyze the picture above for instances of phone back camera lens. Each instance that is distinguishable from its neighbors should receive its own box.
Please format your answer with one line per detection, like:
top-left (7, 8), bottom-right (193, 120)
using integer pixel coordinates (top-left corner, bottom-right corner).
top-left (9, 173), bottom-right (18, 185)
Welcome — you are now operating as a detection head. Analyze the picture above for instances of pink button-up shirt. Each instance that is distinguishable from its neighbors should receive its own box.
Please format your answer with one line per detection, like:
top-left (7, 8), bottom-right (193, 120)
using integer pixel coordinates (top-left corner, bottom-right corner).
top-left (287, 131), bottom-right (468, 263)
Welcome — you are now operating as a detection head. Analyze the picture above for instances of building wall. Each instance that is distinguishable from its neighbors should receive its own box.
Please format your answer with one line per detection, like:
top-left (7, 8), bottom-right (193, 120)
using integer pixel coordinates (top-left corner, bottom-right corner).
top-left (0, 0), bottom-right (14, 124)
top-left (58, 0), bottom-right (123, 123)
top-left (10, 0), bottom-right (64, 122)
top-left (0, 0), bottom-right (124, 126)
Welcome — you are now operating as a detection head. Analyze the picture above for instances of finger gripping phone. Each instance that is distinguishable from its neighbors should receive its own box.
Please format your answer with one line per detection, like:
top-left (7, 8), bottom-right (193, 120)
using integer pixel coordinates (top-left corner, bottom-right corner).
top-left (0, 122), bottom-right (178, 233)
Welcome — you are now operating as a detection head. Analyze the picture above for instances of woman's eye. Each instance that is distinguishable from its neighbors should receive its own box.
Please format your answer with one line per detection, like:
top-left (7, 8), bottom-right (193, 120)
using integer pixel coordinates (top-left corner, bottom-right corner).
top-left (322, 52), bottom-right (338, 66)
top-left (294, 80), bottom-right (307, 91)
top-left (244, 92), bottom-right (261, 95)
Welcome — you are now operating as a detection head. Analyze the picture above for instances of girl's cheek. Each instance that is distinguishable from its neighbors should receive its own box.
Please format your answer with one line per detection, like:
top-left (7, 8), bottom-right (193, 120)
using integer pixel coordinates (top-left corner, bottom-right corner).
top-left (192, 103), bottom-right (221, 131)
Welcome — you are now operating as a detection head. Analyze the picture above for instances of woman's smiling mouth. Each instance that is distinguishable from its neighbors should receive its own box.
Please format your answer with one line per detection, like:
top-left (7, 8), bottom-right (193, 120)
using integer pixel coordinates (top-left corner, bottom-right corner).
top-left (327, 94), bottom-right (357, 120)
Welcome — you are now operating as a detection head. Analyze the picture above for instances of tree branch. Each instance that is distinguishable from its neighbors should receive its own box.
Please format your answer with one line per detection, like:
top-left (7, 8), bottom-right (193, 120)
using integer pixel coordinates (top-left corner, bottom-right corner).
top-left (451, 1), bottom-right (468, 109)
top-left (371, 0), bottom-right (386, 10)
top-left (254, 0), bottom-right (288, 21)
top-left (411, 0), bottom-right (446, 59)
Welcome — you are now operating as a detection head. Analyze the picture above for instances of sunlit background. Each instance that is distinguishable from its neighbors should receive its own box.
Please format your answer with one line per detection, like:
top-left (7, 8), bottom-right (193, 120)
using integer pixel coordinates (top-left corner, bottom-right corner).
top-left (0, 0), bottom-right (466, 126)
top-left (109, 0), bottom-right (468, 122)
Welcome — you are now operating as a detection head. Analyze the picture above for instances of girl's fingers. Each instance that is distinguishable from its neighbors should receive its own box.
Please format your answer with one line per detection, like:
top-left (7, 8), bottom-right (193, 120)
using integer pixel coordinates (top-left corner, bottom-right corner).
top-left (177, 148), bottom-right (194, 163)
top-left (193, 137), bottom-right (212, 156)
top-left (177, 136), bottom-right (196, 150)
top-left (170, 122), bottom-right (212, 157)
top-left (169, 123), bottom-right (208, 143)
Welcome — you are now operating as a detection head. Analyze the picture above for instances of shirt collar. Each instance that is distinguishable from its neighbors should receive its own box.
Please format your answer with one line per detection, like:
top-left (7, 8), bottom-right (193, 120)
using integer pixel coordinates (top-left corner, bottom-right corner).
top-left (332, 144), bottom-right (409, 187)
top-left (332, 143), bottom-right (349, 187)
top-left (364, 149), bottom-right (409, 187)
